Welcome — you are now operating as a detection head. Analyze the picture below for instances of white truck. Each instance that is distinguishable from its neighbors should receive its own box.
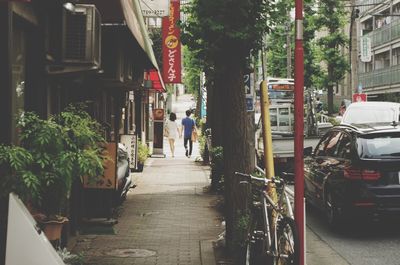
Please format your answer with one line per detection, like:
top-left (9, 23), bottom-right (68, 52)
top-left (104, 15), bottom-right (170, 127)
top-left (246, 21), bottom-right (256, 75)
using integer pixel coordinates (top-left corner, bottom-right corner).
top-left (255, 78), bottom-right (332, 174)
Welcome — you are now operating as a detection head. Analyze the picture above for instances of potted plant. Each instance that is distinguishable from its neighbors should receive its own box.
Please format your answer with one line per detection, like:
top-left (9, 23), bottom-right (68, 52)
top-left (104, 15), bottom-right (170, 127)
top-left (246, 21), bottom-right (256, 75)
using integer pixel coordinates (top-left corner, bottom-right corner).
top-left (57, 247), bottom-right (84, 265)
top-left (136, 140), bottom-right (149, 172)
top-left (0, 105), bottom-right (105, 241)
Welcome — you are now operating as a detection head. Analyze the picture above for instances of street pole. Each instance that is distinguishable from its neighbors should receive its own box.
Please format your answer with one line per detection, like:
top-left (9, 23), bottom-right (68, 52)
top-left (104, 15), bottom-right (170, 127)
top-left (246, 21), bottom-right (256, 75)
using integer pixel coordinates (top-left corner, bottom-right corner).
top-left (350, 0), bottom-right (359, 96)
top-left (294, 0), bottom-right (305, 264)
top-left (287, 10), bottom-right (292, 78)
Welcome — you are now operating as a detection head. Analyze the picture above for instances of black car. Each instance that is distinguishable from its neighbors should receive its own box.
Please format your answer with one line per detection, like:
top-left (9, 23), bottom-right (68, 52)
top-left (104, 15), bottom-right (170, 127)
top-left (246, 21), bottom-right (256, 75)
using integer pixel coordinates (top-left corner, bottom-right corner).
top-left (304, 123), bottom-right (400, 227)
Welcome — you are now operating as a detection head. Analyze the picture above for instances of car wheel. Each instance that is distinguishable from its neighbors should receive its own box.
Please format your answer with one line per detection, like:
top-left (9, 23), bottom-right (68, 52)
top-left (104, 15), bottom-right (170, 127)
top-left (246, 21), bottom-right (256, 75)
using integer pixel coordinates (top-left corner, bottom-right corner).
top-left (325, 191), bottom-right (343, 229)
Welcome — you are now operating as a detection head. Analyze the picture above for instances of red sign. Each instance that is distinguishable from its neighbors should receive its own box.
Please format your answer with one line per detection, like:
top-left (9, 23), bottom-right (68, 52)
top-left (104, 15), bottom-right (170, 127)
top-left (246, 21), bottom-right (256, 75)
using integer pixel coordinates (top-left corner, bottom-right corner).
top-left (352, 93), bottom-right (367, 102)
top-left (162, 0), bottom-right (181, 84)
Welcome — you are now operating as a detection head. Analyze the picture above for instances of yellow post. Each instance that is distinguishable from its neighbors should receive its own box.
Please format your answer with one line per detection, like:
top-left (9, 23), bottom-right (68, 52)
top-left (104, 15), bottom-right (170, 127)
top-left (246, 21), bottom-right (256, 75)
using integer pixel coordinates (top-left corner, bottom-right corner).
top-left (260, 81), bottom-right (278, 202)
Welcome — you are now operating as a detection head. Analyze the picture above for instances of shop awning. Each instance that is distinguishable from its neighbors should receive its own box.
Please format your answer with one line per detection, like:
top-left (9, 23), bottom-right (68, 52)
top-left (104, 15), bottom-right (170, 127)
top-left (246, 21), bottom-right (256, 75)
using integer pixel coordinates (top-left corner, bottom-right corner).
top-left (120, 0), bottom-right (166, 92)
top-left (82, 0), bottom-right (166, 92)
top-left (147, 69), bottom-right (165, 92)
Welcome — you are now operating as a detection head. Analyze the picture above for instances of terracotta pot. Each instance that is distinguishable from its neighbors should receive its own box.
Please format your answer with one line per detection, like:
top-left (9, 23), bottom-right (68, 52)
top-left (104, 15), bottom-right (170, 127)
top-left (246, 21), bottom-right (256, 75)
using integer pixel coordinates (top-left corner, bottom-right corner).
top-left (34, 214), bottom-right (69, 241)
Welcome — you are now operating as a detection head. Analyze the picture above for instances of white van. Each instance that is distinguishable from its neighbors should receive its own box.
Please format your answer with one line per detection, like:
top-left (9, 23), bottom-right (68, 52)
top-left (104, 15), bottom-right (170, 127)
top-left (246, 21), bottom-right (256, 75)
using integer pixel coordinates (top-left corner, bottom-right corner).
top-left (341, 101), bottom-right (400, 125)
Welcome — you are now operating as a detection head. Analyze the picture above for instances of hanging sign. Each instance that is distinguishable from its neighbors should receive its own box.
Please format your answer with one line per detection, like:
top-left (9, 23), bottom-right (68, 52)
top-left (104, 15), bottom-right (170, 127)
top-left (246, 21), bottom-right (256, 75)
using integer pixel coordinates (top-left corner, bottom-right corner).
top-left (360, 36), bottom-right (372, 62)
top-left (140, 0), bottom-right (169, 17)
top-left (162, 0), bottom-right (181, 83)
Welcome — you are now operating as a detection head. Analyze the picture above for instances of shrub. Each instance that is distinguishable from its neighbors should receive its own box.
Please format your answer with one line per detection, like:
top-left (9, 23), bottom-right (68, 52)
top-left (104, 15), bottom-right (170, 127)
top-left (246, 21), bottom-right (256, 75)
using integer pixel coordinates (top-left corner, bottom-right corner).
top-left (137, 140), bottom-right (149, 164)
top-left (210, 146), bottom-right (224, 192)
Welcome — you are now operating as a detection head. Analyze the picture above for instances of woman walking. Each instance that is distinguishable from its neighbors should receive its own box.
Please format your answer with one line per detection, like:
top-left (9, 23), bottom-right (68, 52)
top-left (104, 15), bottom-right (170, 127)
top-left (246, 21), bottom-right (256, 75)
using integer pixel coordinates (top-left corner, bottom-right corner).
top-left (164, 112), bottom-right (180, 157)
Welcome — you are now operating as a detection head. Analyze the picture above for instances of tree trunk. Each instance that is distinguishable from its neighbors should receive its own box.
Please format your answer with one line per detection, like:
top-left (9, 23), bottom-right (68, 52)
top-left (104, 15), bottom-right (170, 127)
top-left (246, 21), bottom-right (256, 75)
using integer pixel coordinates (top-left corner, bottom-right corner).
top-left (327, 64), bottom-right (334, 114)
top-left (210, 68), bottom-right (224, 148)
top-left (327, 86), bottom-right (334, 114)
top-left (216, 45), bottom-right (253, 260)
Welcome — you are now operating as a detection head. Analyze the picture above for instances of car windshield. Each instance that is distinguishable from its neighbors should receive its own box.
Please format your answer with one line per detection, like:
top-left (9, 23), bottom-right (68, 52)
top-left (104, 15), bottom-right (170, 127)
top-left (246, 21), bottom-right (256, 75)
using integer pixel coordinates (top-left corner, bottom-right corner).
top-left (343, 108), bottom-right (396, 124)
top-left (357, 133), bottom-right (400, 159)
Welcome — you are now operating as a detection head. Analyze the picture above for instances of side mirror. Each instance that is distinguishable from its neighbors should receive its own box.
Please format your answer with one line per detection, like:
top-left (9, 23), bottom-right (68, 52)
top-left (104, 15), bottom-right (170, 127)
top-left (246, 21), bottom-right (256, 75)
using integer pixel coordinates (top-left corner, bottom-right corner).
top-left (304, 146), bottom-right (313, 157)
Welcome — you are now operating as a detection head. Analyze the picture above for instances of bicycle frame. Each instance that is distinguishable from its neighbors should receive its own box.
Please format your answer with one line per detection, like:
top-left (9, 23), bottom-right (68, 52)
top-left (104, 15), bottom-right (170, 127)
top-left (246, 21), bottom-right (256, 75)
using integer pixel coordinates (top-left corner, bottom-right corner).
top-left (235, 171), bottom-right (295, 259)
top-left (259, 179), bottom-right (294, 257)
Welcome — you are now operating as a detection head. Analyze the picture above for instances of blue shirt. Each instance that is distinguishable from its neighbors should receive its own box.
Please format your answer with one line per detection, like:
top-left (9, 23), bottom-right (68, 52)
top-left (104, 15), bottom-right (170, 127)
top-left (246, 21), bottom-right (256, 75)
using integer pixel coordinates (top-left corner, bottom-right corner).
top-left (181, 117), bottom-right (195, 138)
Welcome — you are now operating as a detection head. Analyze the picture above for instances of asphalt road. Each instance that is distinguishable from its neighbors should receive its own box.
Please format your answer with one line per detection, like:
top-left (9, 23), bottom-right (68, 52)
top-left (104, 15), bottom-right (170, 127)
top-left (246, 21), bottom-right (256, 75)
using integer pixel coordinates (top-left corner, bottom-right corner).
top-left (306, 205), bottom-right (400, 265)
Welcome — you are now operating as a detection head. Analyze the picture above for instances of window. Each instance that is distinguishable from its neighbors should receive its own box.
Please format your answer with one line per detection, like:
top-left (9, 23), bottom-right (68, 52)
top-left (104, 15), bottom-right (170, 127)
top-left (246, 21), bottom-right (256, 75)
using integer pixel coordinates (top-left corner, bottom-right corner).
top-left (393, 47), bottom-right (400, 66)
top-left (357, 133), bottom-right (400, 158)
top-left (361, 18), bottom-right (373, 35)
top-left (374, 51), bottom-right (390, 70)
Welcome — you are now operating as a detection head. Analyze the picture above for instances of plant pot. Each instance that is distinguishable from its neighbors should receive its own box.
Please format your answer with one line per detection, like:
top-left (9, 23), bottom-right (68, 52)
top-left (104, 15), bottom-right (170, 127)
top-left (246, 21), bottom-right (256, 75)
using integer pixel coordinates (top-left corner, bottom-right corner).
top-left (34, 214), bottom-right (69, 241)
top-left (136, 163), bottom-right (144, 172)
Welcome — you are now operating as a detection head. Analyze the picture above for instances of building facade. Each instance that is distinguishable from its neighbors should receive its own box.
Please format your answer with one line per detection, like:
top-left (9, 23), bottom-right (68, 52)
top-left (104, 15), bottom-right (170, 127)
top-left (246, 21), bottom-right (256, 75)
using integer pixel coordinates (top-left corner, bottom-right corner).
top-left (358, 0), bottom-right (400, 100)
top-left (0, 0), bottom-right (165, 262)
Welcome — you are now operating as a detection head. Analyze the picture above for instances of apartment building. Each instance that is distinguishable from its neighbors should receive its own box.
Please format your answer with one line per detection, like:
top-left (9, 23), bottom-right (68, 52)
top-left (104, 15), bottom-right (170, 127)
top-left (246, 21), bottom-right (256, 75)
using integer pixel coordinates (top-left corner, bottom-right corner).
top-left (358, 0), bottom-right (400, 100)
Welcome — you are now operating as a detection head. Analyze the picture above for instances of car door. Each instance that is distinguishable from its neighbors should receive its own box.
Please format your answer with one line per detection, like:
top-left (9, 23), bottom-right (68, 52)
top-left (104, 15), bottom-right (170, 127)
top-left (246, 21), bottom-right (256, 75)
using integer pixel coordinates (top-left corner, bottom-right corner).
top-left (305, 130), bottom-right (342, 209)
top-left (326, 132), bottom-right (354, 205)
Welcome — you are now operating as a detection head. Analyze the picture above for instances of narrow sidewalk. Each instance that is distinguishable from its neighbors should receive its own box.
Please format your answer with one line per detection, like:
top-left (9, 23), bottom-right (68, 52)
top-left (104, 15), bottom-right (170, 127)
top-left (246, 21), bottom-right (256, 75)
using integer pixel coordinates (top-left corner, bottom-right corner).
top-left (73, 140), bottom-right (222, 265)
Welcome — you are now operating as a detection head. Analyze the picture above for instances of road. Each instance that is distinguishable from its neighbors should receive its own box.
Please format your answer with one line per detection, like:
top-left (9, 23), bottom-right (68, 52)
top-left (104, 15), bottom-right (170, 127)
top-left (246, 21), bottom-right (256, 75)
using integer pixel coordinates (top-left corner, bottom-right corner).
top-left (306, 205), bottom-right (400, 265)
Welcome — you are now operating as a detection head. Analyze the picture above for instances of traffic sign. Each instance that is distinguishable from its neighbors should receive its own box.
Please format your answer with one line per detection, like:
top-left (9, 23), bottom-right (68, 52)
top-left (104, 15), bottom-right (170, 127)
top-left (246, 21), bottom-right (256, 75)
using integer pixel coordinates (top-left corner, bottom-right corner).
top-left (352, 93), bottom-right (367, 102)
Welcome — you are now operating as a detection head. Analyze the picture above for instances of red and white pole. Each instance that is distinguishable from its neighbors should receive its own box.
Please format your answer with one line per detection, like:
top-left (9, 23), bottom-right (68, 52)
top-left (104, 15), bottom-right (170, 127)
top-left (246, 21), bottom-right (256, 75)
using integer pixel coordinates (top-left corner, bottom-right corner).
top-left (294, 0), bottom-right (305, 263)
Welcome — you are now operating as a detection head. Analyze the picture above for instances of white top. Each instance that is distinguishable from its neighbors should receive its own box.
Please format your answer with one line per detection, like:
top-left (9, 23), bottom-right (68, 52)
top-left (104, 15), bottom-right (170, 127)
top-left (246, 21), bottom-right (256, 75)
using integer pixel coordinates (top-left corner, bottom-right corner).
top-left (165, 120), bottom-right (179, 139)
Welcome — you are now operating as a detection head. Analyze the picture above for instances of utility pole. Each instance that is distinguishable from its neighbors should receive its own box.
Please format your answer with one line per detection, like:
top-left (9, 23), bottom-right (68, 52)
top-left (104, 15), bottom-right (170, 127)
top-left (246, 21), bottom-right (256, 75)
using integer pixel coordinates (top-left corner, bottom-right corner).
top-left (349, 0), bottom-right (359, 95)
top-left (287, 9), bottom-right (292, 78)
top-left (294, 0), bottom-right (305, 264)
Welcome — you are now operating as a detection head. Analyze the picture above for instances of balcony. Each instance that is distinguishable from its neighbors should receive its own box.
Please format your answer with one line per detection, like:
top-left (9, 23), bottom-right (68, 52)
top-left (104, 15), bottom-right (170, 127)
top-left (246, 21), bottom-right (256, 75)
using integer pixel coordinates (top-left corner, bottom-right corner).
top-left (359, 64), bottom-right (400, 88)
top-left (362, 19), bottom-right (400, 48)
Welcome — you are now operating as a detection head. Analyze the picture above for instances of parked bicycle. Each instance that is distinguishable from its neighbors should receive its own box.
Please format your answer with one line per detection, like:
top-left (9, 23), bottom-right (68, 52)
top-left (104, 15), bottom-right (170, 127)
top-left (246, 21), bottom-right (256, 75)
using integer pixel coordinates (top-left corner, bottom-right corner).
top-left (235, 172), bottom-right (299, 265)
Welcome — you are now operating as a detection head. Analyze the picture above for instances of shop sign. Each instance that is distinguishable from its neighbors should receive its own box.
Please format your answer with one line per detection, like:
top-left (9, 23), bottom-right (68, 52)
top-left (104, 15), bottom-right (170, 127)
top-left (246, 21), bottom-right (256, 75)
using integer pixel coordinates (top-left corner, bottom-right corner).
top-left (360, 37), bottom-right (371, 62)
top-left (162, 0), bottom-right (181, 83)
top-left (140, 0), bottom-right (169, 17)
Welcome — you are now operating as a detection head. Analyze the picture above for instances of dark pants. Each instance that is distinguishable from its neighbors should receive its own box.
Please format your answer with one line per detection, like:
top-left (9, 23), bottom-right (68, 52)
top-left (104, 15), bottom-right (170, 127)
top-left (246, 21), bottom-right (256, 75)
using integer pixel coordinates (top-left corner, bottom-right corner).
top-left (184, 137), bottom-right (193, 156)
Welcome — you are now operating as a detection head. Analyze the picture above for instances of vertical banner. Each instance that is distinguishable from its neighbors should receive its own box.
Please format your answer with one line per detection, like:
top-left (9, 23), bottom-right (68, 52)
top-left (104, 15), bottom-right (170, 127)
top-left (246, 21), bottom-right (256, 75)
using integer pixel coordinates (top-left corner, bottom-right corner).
top-left (162, 0), bottom-right (181, 83)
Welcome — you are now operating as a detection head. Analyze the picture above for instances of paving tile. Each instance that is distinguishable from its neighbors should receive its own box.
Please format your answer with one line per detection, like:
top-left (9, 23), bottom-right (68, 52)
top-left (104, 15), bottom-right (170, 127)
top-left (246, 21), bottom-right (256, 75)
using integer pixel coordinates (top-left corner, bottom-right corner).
top-left (73, 137), bottom-right (221, 265)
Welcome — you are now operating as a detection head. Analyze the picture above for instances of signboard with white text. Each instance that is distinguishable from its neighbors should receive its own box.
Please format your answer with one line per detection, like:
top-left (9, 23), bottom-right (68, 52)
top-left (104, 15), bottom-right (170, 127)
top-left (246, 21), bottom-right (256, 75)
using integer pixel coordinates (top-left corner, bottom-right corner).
top-left (140, 0), bottom-right (169, 17)
top-left (6, 194), bottom-right (65, 265)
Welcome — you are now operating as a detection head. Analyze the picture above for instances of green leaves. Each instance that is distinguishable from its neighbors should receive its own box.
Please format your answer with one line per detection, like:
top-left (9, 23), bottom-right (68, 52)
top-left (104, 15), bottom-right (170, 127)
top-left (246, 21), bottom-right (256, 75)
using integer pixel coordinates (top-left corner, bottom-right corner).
top-left (182, 0), bottom-right (274, 65)
top-left (0, 105), bottom-right (106, 215)
top-left (137, 140), bottom-right (149, 164)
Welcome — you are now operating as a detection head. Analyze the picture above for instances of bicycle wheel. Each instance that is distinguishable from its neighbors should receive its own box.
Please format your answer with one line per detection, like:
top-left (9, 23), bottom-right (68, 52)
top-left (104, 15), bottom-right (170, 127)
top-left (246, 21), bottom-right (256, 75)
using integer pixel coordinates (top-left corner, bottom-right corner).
top-left (275, 217), bottom-right (299, 265)
top-left (245, 215), bottom-right (268, 265)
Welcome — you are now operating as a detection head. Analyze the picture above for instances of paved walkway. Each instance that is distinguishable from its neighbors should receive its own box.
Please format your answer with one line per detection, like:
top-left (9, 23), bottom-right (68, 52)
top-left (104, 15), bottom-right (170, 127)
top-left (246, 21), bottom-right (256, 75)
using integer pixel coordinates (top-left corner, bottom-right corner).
top-left (73, 95), bottom-right (222, 265)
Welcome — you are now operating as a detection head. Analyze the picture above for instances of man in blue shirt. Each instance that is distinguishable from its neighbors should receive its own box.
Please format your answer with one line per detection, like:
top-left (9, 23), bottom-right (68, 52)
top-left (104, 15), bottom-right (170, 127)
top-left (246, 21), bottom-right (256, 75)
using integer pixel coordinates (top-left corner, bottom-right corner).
top-left (181, 110), bottom-right (195, 158)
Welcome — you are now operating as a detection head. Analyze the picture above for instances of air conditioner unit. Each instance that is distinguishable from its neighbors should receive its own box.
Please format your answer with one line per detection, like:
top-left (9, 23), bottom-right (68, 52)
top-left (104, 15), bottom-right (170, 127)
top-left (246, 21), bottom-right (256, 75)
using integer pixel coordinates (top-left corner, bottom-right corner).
top-left (62, 4), bottom-right (101, 66)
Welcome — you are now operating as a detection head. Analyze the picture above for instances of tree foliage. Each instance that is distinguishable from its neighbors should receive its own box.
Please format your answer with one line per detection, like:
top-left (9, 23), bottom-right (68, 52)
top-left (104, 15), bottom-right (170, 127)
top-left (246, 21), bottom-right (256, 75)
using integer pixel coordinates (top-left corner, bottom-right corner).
top-left (182, 0), bottom-right (274, 65)
top-left (182, 46), bottom-right (202, 95)
top-left (266, 0), bottom-right (293, 78)
top-left (303, 0), bottom-right (323, 89)
top-left (315, 0), bottom-right (349, 113)
top-left (149, 28), bottom-right (163, 71)
top-left (267, 25), bottom-right (291, 78)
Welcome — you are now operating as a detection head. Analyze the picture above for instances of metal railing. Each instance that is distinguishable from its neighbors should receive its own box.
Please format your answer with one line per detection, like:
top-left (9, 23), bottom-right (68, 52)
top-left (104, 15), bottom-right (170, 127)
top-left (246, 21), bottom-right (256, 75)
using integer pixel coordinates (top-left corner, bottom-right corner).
top-left (359, 64), bottom-right (400, 88)
top-left (361, 19), bottom-right (400, 49)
